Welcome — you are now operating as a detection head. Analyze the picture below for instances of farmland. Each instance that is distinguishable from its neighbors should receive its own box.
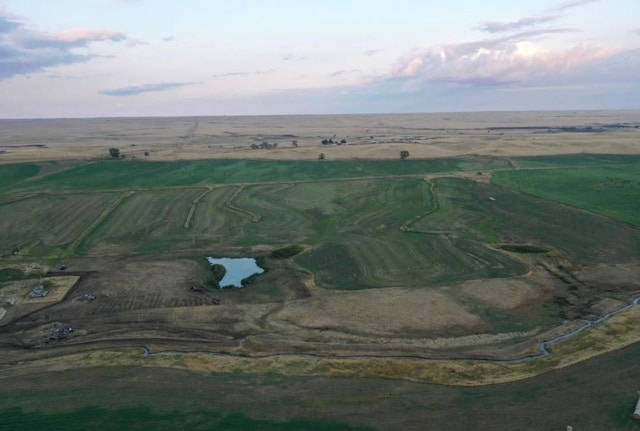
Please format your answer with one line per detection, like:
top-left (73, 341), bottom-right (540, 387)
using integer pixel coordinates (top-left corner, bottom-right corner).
top-left (1, 112), bottom-right (640, 430)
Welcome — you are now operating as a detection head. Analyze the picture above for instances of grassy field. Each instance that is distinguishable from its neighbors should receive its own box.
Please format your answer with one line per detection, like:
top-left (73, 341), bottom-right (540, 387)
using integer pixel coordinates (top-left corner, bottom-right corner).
top-left (0, 163), bottom-right (40, 191)
top-left (78, 189), bottom-right (205, 255)
top-left (492, 162), bottom-right (640, 226)
top-left (3, 340), bottom-right (640, 431)
top-left (2, 157), bottom-right (510, 193)
top-left (0, 154), bottom-right (637, 291)
top-left (416, 177), bottom-right (640, 264)
top-left (1, 153), bottom-right (640, 407)
top-left (0, 192), bottom-right (121, 258)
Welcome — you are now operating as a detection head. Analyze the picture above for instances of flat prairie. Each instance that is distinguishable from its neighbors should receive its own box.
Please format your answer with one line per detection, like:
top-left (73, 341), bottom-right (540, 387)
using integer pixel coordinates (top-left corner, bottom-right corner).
top-left (1, 110), bottom-right (639, 163)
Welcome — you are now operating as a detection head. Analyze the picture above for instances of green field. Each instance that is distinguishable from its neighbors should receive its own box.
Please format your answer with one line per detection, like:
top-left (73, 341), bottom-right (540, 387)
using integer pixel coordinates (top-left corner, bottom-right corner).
top-left (1, 156), bottom-right (511, 192)
top-left (492, 163), bottom-right (640, 226)
top-left (1, 154), bottom-right (639, 286)
top-left (416, 177), bottom-right (640, 264)
top-left (2, 153), bottom-right (640, 430)
top-left (79, 189), bottom-right (205, 254)
top-left (3, 345), bottom-right (640, 431)
top-left (0, 163), bottom-right (40, 191)
top-left (0, 193), bottom-right (121, 257)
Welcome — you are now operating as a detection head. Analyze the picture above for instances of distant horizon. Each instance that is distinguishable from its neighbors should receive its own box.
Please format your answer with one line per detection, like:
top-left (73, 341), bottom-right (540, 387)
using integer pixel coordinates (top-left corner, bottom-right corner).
top-left (1, 1), bottom-right (639, 118)
top-left (2, 107), bottom-right (640, 122)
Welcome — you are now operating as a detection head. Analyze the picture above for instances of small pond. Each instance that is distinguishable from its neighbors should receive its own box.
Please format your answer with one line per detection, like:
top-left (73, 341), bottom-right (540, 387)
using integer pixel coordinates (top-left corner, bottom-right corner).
top-left (206, 257), bottom-right (264, 288)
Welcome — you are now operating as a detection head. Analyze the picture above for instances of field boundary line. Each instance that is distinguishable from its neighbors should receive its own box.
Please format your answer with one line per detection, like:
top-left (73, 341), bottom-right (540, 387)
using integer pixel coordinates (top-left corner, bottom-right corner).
top-left (225, 186), bottom-right (261, 222)
top-left (183, 187), bottom-right (213, 229)
top-left (400, 178), bottom-right (444, 233)
top-left (63, 191), bottom-right (135, 258)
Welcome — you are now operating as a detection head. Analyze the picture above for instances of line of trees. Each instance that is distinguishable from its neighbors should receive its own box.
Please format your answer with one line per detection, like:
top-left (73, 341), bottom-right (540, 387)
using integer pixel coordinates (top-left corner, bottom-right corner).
top-left (321, 138), bottom-right (347, 145)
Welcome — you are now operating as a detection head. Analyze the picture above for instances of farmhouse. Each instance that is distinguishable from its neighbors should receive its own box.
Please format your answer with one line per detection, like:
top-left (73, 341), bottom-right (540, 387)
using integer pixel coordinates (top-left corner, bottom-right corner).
top-left (28, 284), bottom-right (48, 299)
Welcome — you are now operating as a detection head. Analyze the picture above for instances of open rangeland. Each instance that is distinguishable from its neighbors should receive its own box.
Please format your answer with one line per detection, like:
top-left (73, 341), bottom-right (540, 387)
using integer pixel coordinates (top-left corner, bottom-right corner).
top-left (1, 112), bottom-right (640, 430)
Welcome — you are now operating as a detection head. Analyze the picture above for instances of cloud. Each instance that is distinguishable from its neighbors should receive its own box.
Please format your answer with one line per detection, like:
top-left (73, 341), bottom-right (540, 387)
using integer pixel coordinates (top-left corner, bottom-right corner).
top-left (162, 36), bottom-right (175, 42)
top-left (363, 49), bottom-right (383, 56)
top-left (99, 82), bottom-right (196, 96)
top-left (328, 69), bottom-right (360, 77)
top-left (547, 0), bottom-right (600, 12)
top-left (0, 10), bottom-right (21, 34)
top-left (212, 72), bottom-right (250, 78)
top-left (211, 69), bottom-right (275, 78)
top-left (0, 8), bottom-right (127, 80)
top-left (388, 29), bottom-right (612, 85)
top-left (281, 53), bottom-right (307, 61)
top-left (15, 29), bottom-right (126, 49)
top-left (477, 15), bottom-right (558, 33)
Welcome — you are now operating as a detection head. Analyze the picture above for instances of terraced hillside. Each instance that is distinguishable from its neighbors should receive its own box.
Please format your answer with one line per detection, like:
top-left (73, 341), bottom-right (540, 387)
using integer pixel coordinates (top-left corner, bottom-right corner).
top-left (0, 153), bottom-right (639, 387)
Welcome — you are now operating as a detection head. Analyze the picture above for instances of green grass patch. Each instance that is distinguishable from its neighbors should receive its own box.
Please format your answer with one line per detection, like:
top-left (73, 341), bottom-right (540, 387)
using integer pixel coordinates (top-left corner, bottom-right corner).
top-left (270, 244), bottom-right (305, 259)
top-left (0, 406), bottom-right (371, 431)
top-left (79, 189), bottom-right (202, 254)
top-left (4, 157), bottom-right (511, 192)
top-left (296, 242), bottom-right (375, 290)
top-left (498, 244), bottom-right (551, 254)
top-left (0, 163), bottom-right (40, 191)
top-left (0, 268), bottom-right (25, 282)
top-left (470, 179), bottom-right (640, 264)
top-left (0, 193), bottom-right (121, 257)
top-left (512, 153), bottom-right (640, 169)
top-left (492, 163), bottom-right (640, 226)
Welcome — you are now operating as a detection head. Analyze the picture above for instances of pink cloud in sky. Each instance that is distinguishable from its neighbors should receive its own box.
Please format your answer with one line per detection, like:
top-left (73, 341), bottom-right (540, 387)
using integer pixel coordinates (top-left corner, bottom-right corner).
top-left (477, 15), bottom-right (559, 34)
top-left (0, 7), bottom-right (127, 80)
top-left (15, 28), bottom-right (126, 49)
top-left (390, 34), bottom-right (619, 85)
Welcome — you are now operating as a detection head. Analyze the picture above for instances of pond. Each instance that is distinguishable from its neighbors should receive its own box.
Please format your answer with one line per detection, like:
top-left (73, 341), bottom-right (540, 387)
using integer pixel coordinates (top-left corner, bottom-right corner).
top-left (206, 257), bottom-right (264, 288)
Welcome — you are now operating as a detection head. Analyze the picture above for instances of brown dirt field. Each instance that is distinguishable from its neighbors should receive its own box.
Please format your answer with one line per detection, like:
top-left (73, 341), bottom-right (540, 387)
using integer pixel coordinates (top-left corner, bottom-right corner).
top-left (273, 287), bottom-right (485, 336)
top-left (2, 250), bottom-right (637, 372)
top-left (0, 275), bottom-right (78, 325)
top-left (574, 263), bottom-right (640, 291)
top-left (24, 276), bottom-right (79, 304)
top-left (3, 300), bottom-right (640, 390)
top-left (457, 269), bottom-right (555, 310)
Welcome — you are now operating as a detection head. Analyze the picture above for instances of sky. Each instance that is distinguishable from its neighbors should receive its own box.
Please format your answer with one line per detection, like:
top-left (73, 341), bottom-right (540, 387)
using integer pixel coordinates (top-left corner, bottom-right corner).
top-left (0, 0), bottom-right (639, 118)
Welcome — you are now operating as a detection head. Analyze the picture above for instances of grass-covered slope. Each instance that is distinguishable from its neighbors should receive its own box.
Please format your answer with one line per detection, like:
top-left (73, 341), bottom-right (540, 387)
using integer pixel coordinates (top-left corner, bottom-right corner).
top-left (493, 161), bottom-right (640, 226)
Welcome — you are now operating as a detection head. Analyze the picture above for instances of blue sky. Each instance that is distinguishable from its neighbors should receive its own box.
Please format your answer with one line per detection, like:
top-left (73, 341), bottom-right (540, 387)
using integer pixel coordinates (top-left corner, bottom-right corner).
top-left (1, 0), bottom-right (639, 118)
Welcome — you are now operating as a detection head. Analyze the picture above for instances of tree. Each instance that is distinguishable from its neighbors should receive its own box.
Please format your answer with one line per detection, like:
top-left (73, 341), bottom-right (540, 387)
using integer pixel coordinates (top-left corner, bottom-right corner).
top-left (109, 147), bottom-right (120, 158)
top-left (400, 150), bottom-right (410, 160)
top-left (318, 153), bottom-right (325, 160)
